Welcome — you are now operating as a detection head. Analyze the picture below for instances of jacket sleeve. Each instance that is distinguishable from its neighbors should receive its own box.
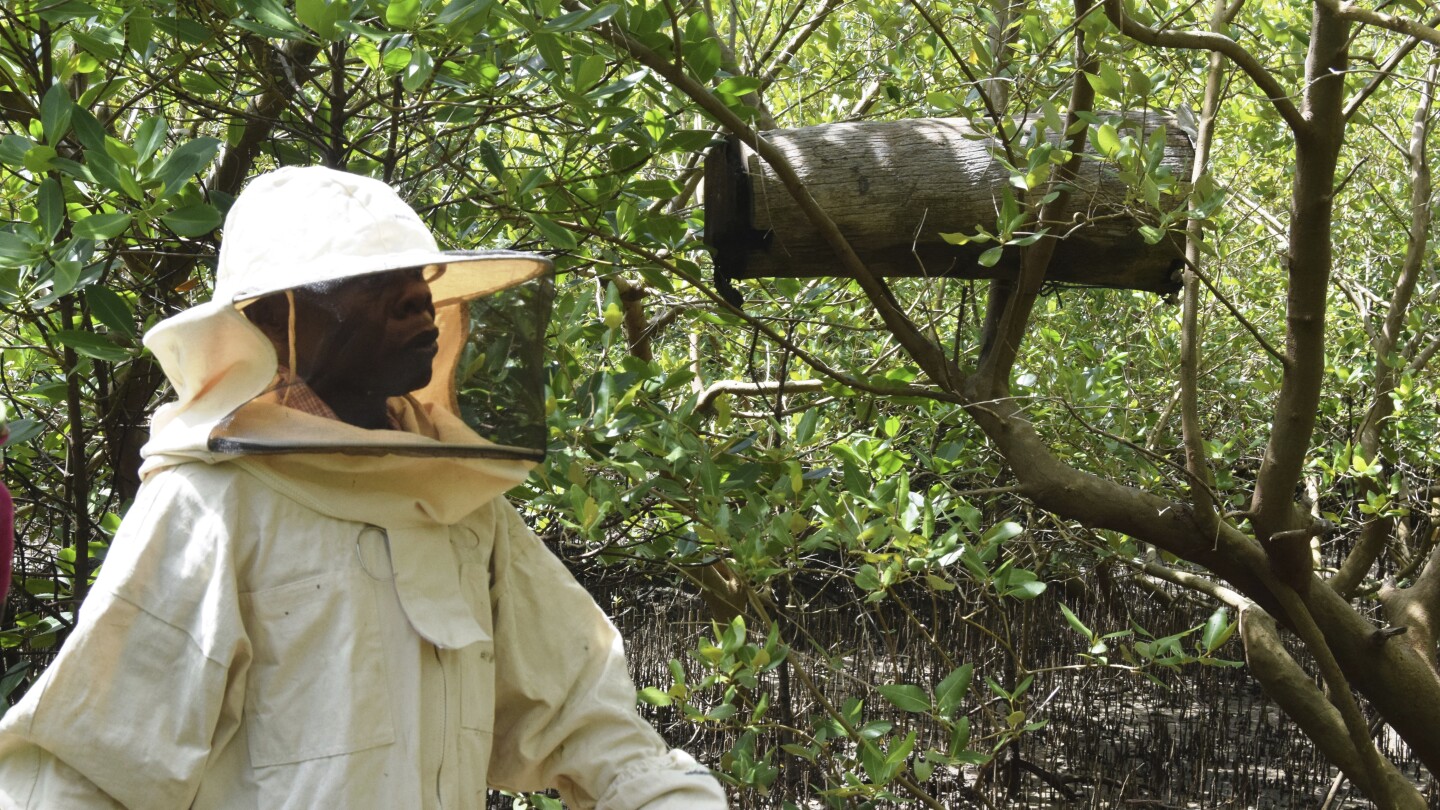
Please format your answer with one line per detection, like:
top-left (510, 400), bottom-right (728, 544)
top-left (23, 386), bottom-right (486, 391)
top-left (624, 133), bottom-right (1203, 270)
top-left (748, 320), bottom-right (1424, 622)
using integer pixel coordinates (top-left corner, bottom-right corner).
top-left (0, 471), bottom-right (250, 810)
top-left (486, 504), bottom-right (728, 810)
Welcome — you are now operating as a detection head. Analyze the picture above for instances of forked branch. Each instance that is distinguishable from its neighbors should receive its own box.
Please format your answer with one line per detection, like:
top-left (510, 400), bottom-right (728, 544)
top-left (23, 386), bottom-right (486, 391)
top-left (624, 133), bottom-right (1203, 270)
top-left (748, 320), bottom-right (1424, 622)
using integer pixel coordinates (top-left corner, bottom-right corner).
top-left (1314, 0), bottom-right (1440, 48)
top-left (1100, 0), bottom-right (1305, 133)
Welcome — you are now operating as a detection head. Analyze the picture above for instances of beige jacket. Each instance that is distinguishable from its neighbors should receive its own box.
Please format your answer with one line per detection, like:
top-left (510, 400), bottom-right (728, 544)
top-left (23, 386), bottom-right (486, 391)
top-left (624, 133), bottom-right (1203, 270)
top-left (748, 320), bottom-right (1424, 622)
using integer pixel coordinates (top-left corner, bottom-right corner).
top-left (0, 450), bottom-right (725, 809)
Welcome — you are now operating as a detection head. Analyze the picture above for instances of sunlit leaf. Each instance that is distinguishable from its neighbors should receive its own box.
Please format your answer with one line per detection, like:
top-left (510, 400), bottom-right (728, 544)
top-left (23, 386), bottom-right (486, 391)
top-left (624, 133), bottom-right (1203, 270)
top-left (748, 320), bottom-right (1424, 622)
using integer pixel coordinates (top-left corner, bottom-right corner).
top-left (542, 3), bottom-right (618, 32)
top-left (71, 211), bottom-right (132, 240)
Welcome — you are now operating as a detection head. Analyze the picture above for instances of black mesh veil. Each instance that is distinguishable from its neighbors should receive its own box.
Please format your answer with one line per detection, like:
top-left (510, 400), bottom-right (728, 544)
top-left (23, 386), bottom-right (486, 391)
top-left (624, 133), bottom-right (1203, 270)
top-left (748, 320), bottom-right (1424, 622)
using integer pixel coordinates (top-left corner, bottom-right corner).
top-left (208, 253), bottom-right (554, 460)
top-left (450, 282), bottom-right (552, 458)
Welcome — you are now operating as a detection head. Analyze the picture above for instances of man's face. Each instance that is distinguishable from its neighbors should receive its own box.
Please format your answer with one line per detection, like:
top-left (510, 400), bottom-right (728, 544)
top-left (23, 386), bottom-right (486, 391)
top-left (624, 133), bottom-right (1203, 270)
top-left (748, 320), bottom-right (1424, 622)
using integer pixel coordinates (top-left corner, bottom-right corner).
top-left (286, 267), bottom-right (440, 399)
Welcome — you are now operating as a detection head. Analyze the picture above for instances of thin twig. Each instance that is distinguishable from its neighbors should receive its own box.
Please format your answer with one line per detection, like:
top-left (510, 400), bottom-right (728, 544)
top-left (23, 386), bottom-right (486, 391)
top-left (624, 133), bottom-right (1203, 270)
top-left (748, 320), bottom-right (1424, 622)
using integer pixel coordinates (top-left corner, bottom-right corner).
top-left (1180, 256), bottom-right (1288, 366)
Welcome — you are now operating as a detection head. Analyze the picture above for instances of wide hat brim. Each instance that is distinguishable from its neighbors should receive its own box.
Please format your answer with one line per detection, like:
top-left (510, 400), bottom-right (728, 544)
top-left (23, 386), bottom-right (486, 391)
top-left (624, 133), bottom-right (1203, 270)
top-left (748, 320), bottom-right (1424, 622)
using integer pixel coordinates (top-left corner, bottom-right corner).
top-left (226, 249), bottom-right (552, 307)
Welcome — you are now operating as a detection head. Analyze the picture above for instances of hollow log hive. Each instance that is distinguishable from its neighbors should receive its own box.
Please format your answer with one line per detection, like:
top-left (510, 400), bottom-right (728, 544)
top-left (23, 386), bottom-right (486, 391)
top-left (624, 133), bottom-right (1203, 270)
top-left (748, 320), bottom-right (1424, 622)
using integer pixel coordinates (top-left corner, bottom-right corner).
top-left (704, 112), bottom-right (1195, 297)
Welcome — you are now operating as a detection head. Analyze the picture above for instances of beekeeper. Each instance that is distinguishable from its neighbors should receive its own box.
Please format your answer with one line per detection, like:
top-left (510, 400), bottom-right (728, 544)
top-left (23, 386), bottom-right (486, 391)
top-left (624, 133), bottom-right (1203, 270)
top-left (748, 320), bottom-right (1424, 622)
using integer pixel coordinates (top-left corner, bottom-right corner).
top-left (0, 166), bottom-right (728, 810)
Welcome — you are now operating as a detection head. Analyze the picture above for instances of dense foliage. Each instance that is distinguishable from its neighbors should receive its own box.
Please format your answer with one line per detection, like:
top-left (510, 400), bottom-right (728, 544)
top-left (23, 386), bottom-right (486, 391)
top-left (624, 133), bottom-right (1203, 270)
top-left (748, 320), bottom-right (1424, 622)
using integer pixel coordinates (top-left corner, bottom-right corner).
top-left (2, 0), bottom-right (1440, 805)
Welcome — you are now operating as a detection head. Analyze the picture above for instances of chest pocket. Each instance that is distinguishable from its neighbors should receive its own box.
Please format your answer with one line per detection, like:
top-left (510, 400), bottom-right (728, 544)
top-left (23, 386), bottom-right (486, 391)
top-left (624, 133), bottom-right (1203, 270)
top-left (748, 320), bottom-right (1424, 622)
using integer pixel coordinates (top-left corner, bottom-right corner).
top-left (240, 568), bottom-right (395, 767)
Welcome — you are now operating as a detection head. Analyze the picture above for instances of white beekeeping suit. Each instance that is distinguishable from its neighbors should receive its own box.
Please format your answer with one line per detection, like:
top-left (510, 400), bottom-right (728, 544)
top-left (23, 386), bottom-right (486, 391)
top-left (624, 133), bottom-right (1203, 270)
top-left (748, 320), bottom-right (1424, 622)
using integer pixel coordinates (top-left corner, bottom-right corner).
top-left (0, 166), bottom-right (728, 810)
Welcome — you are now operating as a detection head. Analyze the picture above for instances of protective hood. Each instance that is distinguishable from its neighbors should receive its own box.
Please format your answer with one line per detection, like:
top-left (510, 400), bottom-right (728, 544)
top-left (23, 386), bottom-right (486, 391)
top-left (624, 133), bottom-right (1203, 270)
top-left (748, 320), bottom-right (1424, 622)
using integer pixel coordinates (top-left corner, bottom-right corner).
top-left (140, 167), bottom-right (554, 516)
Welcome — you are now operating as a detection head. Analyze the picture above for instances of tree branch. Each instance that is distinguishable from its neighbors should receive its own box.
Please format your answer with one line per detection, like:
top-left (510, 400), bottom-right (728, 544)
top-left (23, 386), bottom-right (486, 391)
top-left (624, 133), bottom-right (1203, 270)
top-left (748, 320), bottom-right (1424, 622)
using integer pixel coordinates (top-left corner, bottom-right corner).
top-left (1143, 559), bottom-right (1250, 608)
top-left (696, 378), bottom-right (825, 413)
top-left (1101, 0), bottom-right (1306, 133)
top-left (1342, 13), bottom-right (1440, 119)
top-left (1378, 544), bottom-right (1440, 681)
top-left (1178, 0), bottom-right (1240, 527)
top-left (1241, 606), bottom-right (1423, 805)
top-left (1247, 3), bottom-right (1351, 582)
top-left (1315, 0), bottom-right (1440, 48)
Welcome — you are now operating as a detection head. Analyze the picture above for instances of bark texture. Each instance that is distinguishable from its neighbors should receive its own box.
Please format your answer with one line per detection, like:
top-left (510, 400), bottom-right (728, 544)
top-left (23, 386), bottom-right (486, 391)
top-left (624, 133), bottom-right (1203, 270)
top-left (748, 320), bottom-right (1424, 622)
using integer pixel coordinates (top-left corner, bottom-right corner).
top-left (705, 115), bottom-right (1191, 293)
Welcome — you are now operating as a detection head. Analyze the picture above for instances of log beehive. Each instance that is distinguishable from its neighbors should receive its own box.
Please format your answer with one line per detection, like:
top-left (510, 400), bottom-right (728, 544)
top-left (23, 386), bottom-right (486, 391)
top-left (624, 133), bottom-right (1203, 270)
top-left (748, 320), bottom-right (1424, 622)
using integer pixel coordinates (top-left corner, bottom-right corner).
top-left (704, 113), bottom-right (1193, 297)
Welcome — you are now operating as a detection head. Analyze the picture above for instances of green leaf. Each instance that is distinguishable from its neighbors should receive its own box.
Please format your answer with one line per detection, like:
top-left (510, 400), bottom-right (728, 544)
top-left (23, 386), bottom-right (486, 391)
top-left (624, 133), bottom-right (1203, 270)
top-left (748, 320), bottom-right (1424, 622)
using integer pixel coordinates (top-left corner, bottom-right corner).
top-left (949, 716), bottom-right (971, 755)
top-left (1059, 603), bottom-right (1092, 639)
top-left (134, 116), bottom-right (167, 163)
top-left (40, 84), bottom-right (75, 146)
top-left (386, 0), bottom-right (420, 26)
top-left (50, 260), bottom-right (81, 296)
top-left (72, 211), bottom-right (132, 240)
top-left (587, 69), bottom-right (646, 101)
top-left (1202, 607), bottom-right (1233, 652)
top-left (982, 521), bottom-right (1024, 544)
top-left (84, 286), bottom-right (136, 337)
top-left (913, 753), bottom-right (935, 782)
top-left (573, 54), bottom-right (606, 93)
top-left (436, 0), bottom-right (494, 25)
top-left (1006, 580), bottom-right (1046, 600)
top-left (0, 135), bottom-right (35, 167)
top-left (888, 730), bottom-right (917, 765)
top-left (54, 329), bottom-right (131, 361)
top-left (705, 702), bottom-right (737, 721)
top-left (161, 203), bottom-right (222, 237)
top-left (527, 213), bottom-right (578, 250)
top-left (1128, 66), bottom-right (1152, 97)
top-left (542, 3), bottom-right (618, 32)
top-left (925, 90), bottom-right (958, 110)
top-left (685, 38), bottom-right (721, 83)
top-left (297, 0), bottom-right (346, 38)
top-left (3, 419), bottom-right (43, 446)
top-left (238, 0), bottom-right (306, 34)
top-left (38, 1), bottom-right (100, 23)
top-left (402, 48), bottom-right (435, 92)
top-left (152, 15), bottom-right (216, 44)
top-left (0, 232), bottom-right (36, 267)
top-left (1095, 123), bottom-right (1121, 157)
top-left (715, 76), bottom-right (762, 97)
top-left (0, 662), bottom-right (29, 704)
top-left (795, 407), bottom-right (820, 445)
top-left (854, 563), bottom-right (882, 591)
top-left (924, 573), bottom-right (957, 592)
top-left (23, 145), bottom-right (58, 174)
top-left (877, 683), bottom-right (930, 713)
top-left (478, 139), bottom-right (505, 179)
top-left (70, 108), bottom-right (107, 153)
top-left (664, 130), bottom-right (718, 152)
top-left (1084, 62), bottom-right (1124, 100)
top-left (155, 137), bottom-right (221, 197)
top-left (859, 739), bottom-right (886, 783)
top-left (978, 246), bottom-right (1003, 267)
top-left (381, 45), bottom-right (412, 74)
top-left (940, 230), bottom-right (987, 246)
top-left (71, 28), bottom-right (122, 61)
top-left (935, 663), bottom-right (972, 716)
top-left (86, 150), bottom-right (144, 201)
top-left (37, 179), bottom-right (64, 242)
top-left (637, 686), bottom-right (673, 707)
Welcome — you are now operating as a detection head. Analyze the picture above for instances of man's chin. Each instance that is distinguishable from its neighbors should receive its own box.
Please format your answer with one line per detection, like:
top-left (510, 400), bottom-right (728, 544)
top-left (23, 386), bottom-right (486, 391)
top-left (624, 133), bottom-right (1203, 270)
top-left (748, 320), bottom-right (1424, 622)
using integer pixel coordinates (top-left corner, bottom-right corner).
top-left (392, 371), bottom-right (435, 397)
